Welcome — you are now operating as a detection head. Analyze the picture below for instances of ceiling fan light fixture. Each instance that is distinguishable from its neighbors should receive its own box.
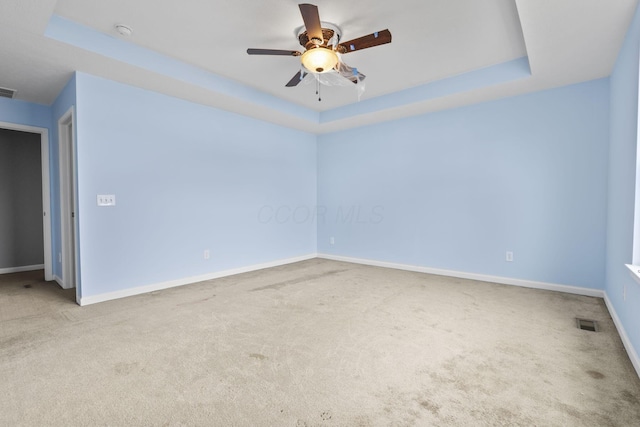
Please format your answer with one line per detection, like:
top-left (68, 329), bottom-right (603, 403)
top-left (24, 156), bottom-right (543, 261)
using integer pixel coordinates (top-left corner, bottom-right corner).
top-left (301, 47), bottom-right (338, 73)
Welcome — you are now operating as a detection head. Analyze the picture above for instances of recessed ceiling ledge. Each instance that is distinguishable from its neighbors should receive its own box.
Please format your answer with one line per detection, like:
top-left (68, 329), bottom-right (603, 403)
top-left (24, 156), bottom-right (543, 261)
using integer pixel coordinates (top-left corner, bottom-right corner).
top-left (320, 57), bottom-right (532, 124)
top-left (44, 14), bottom-right (320, 125)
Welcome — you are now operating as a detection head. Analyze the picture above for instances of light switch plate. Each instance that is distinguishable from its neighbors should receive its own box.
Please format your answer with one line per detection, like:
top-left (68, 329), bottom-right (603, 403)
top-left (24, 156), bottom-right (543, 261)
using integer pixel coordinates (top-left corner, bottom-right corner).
top-left (97, 194), bottom-right (116, 206)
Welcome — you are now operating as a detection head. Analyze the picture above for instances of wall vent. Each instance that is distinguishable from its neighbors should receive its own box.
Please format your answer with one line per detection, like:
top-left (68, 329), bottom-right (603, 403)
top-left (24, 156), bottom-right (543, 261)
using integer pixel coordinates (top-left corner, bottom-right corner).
top-left (0, 87), bottom-right (16, 99)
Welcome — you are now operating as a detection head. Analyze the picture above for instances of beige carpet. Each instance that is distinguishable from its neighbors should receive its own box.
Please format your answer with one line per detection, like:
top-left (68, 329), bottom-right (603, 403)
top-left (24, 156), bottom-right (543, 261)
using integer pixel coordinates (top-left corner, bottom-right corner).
top-left (1, 259), bottom-right (639, 426)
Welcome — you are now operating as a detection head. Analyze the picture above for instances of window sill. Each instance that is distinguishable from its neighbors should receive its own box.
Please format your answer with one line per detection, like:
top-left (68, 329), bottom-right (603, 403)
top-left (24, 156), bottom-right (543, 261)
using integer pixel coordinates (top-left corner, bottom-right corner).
top-left (625, 264), bottom-right (640, 286)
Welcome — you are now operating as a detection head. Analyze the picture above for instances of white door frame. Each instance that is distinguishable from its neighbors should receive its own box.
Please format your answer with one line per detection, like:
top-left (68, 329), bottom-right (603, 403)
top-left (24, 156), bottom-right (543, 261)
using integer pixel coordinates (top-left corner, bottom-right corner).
top-left (58, 107), bottom-right (78, 294)
top-left (0, 121), bottom-right (52, 280)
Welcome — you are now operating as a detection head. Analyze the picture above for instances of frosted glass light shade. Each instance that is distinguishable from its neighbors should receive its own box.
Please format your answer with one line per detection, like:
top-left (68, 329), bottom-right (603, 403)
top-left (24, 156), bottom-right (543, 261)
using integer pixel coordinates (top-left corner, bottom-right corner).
top-left (301, 48), bottom-right (338, 73)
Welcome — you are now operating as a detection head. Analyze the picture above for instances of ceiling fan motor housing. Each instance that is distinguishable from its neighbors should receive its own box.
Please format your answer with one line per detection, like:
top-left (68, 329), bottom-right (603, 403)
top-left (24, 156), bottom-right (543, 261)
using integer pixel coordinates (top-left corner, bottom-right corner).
top-left (298, 26), bottom-right (340, 50)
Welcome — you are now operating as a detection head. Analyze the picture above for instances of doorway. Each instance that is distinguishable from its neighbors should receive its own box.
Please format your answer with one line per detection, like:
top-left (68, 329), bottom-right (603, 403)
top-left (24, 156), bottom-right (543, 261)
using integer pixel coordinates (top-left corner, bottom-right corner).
top-left (58, 107), bottom-right (77, 294)
top-left (0, 121), bottom-right (52, 280)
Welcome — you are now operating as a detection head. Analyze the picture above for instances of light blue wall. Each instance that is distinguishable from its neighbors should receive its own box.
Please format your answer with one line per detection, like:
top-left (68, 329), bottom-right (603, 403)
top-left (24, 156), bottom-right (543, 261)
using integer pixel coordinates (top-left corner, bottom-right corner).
top-left (0, 97), bottom-right (51, 130)
top-left (606, 4), bottom-right (640, 358)
top-left (318, 79), bottom-right (610, 289)
top-left (51, 73), bottom-right (78, 280)
top-left (73, 73), bottom-right (316, 298)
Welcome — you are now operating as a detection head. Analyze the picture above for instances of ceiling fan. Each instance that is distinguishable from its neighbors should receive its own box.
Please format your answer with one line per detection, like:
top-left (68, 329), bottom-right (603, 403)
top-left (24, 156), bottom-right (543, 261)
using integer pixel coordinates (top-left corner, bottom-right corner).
top-left (247, 3), bottom-right (391, 93)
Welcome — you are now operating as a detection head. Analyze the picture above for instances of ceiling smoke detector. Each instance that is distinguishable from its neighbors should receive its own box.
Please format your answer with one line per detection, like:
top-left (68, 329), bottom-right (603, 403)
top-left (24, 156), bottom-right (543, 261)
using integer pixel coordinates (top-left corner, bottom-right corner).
top-left (114, 24), bottom-right (133, 37)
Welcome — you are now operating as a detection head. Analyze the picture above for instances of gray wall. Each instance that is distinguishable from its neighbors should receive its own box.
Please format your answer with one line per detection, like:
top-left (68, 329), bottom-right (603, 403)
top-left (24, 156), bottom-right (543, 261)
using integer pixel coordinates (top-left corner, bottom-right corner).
top-left (0, 128), bottom-right (43, 269)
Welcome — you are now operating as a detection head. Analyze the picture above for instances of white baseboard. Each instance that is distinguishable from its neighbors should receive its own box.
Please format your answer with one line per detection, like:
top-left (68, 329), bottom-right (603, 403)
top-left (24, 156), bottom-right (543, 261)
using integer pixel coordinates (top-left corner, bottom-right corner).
top-left (0, 264), bottom-right (45, 275)
top-left (603, 293), bottom-right (640, 378)
top-left (317, 253), bottom-right (605, 298)
top-left (79, 253), bottom-right (318, 306)
top-left (53, 275), bottom-right (65, 288)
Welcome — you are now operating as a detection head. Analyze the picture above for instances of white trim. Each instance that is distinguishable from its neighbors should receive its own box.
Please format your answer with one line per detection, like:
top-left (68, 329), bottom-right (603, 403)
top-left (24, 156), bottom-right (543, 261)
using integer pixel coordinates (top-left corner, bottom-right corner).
top-left (79, 253), bottom-right (317, 306)
top-left (0, 264), bottom-right (45, 274)
top-left (625, 264), bottom-right (640, 286)
top-left (603, 292), bottom-right (640, 378)
top-left (317, 253), bottom-right (605, 298)
top-left (633, 46), bottom-right (640, 266)
top-left (54, 275), bottom-right (64, 288)
top-left (41, 129), bottom-right (52, 281)
top-left (57, 107), bottom-right (78, 293)
top-left (0, 121), bottom-right (52, 281)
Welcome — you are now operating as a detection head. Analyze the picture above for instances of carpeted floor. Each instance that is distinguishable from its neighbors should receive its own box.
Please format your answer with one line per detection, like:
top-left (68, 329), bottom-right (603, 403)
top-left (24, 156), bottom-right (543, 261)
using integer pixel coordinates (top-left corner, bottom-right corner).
top-left (1, 259), bottom-right (639, 426)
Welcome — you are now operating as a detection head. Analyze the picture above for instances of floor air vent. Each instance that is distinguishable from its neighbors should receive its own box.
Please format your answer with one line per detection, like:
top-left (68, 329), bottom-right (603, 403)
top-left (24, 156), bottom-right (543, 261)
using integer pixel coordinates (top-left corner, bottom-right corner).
top-left (0, 87), bottom-right (16, 99)
top-left (576, 318), bottom-right (599, 332)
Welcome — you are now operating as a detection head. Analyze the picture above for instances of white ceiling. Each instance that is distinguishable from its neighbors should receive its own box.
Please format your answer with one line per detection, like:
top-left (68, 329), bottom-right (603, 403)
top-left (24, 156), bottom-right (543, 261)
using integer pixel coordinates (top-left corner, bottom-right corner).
top-left (0, 0), bottom-right (637, 133)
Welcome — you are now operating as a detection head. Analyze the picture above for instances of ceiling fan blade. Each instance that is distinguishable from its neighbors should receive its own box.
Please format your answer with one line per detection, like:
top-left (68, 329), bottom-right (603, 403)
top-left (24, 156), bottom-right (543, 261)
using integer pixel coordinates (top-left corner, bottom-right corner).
top-left (337, 62), bottom-right (366, 84)
top-left (338, 29), bottom-right (392, 54)
top-left (285, 71), bottom-right (305, 87)
top-left (350, 71), bottom-right (366, 84)
top-left (299, 3), bottom-right (323, 43)
top-left (247, 48), bottom-right (301, 56)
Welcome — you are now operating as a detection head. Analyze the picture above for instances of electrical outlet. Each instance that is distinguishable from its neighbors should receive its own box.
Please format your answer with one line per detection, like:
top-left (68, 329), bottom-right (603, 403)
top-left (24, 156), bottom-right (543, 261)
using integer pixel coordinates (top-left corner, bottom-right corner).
top-left (97, 194), bottom-right (116, 206)
top-left (506, 251), bottom-right (514, 262)
top-left (330, 237), bottom-right (335, 245)
top-left (204, 250), bottom-right (210, 260)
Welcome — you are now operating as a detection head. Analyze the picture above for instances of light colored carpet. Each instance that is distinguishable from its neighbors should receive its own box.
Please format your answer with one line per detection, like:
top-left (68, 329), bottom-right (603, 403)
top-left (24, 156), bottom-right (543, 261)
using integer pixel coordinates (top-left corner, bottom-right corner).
top-left (1, 259), bottom-right (639, 426)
